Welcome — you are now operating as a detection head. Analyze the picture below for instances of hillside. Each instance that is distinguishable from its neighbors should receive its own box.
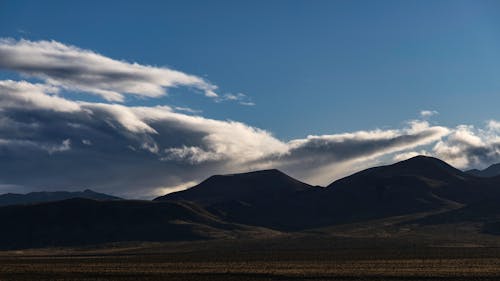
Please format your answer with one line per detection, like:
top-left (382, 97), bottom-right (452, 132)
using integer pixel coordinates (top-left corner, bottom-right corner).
top-left (0, 198), bottom-right (274, 249)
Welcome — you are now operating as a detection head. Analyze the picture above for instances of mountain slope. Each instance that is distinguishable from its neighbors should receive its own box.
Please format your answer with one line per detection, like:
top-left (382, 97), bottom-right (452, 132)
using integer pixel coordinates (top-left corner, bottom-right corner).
top-left (0, 189), bottom-right (121, 206)
top-left (319, 156), bottom-right (482, 221)
top-left (0, 198), bottom-right (271, 249)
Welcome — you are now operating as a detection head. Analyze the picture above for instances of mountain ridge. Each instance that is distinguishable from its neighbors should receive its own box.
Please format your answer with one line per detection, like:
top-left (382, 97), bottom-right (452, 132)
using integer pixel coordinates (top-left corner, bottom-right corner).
top-left (0, 189), bottom-right (121, 207)
top-left (466, 163), bottom-right (500, 178)
top-left (4, 155), bottom-right (500, 249)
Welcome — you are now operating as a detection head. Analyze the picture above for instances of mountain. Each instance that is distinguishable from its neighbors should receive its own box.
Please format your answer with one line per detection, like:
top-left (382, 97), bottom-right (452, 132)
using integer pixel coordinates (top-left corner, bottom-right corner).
top-left (6, 155), bottom-right (500, 249)
top-left (0, 189), bottom-right (122, 206)
top-left (155, 169), bottom-right (320, 230)
top-left (466, 163), bottom-right (500, 177)
top-left (155, 169), bottom-right (314, 205)
top-left (153, 157), bottom-right (496, 230)
top-left (319, 156), bottom-right (496, 223)
top-left (0, 198), bottom-right (272, 249)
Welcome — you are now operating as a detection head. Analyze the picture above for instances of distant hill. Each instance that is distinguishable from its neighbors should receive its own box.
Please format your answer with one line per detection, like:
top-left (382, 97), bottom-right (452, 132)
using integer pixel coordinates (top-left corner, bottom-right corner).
top-left (0, 189), bottom-right (122, 206)
top-left (0, 198), bottom-right (271, 249)
top-left (466, 163), bottom-right (500, 177)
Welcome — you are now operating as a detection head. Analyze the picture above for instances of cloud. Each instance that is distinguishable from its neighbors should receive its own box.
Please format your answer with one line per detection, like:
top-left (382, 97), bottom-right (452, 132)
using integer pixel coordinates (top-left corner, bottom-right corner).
top-left (255, 120), bottom-right (450, 183)
top-left (0, 38), bottom-right (219, 102)
top-left (218, 93), bottom-right (255, 106)
top-left (0, 80), bottom-right (80, 112)
top-left (0, 79), bottom-right (455, 197)
top-left (0, 79), bottom-right (283, 197)
top-left (1, 79), bottom-right (499, 198)
top-left (174, 106), bottom-right (202, 114)
top-left (420, 110), bottom-right (438, 118)
top-left (432, 123), bottom-right (500, 169)
top-left (2, 39), bottom-right (500, 198)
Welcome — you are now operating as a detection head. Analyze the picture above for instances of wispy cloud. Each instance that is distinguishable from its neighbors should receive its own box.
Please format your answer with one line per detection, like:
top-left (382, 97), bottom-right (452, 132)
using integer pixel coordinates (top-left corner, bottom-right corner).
top-left (218, 93), bottom-right (255, 106)
top-left (420, 110), bottom-right (439, 118)
top-left (174, 106), bottom-right (202, 114)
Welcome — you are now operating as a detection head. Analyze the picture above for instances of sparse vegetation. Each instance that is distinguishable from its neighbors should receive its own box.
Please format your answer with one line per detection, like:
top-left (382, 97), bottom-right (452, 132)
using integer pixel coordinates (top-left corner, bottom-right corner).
top-left (3, 234), bottom-right (500, 281)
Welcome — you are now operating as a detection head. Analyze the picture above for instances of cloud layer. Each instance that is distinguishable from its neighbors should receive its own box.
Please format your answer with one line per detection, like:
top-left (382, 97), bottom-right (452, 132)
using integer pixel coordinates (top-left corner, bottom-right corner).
top-left (0, 39), bottom-right (499, 198)
top-left (0, 78), bottom-right (453, 197)
top-left (0, 39), bottom-right (218, 102)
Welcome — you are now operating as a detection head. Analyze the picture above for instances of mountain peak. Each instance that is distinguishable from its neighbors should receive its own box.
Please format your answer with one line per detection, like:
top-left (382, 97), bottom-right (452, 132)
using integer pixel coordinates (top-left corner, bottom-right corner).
top-left (0, 190), bottom-right (121, 207)
top-left (387, 155), bottom-right (465, 176)
top-left (328, 155), bottom-right (468, 189)
top-left (154, 168), bottom-right (312, 205)
top-left (396, 155), bottom-right (447, 166)
top-left (208, 169), bottom-right (287, 180)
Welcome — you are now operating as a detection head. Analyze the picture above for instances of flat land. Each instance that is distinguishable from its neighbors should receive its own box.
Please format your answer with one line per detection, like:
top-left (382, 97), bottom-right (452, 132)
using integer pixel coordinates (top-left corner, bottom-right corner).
top-left (3, 233), bottom-right (500, 281)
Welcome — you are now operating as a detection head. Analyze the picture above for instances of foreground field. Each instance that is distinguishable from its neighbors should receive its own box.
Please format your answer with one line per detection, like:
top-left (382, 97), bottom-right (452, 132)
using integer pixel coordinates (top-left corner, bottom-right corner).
top-left (3, 234), bottom-right (500, 281)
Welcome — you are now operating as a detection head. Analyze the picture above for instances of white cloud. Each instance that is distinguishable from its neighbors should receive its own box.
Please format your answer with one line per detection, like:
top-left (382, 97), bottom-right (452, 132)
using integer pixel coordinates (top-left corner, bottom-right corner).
top-left (0, 38), bottom-right (219, 102)
top-left (420, 110), bottom-right (439, 118)
top-left (432, 123), bottom-right (500, 169)
top-left (0, 80), bottom-right (80, 112)
top-left (174, 106), bottom-right (202, 114)
top-left (487, 120), bottom-right (500, 132)
top-left (239, 101), bottom-right (256, 106)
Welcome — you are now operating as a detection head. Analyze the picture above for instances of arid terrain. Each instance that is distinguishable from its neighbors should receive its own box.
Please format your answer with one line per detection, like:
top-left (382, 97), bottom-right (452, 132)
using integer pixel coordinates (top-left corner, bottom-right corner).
top-left (3, 157), bottom-right (500, 280)
top-left (3, 216), bottom-right (500, 281)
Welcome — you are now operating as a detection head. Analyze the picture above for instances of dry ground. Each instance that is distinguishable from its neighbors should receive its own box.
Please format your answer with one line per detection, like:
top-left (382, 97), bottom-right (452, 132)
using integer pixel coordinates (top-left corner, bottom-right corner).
top-left (3, 232), bottom-right (500, 281)
top-left (3, 215), bottom-right (500, 281)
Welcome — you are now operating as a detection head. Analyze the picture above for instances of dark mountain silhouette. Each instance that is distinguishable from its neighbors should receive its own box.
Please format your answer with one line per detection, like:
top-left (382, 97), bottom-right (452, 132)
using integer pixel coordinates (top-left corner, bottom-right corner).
top-left (155, 169), bottom-right (319, 230)
top-left (326, 156), bottom-right (473, 203)
top-left (0, 198), bottom-right (269, 249)
top-left (155, 169), bottom-right (314, 204)
top-left (5, 155), bottom-right (500, 249)
top-left (156, 156), bottom-right (500, 230)
top-left (0, 189), bottom-right (121, 206)
top-left (317, 156), bottom-right (500, 224)
top-left (466, 163), bottom-right (500, 177)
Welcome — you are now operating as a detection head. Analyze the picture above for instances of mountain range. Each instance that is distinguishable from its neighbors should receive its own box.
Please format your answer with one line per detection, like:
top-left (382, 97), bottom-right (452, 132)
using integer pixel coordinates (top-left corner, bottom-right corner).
top-left (0, 189), bottom-right (121, 206)
top-left (3, 155), bottom-right (500, 249)
top-left (466, 163), bottom-right (500, 177)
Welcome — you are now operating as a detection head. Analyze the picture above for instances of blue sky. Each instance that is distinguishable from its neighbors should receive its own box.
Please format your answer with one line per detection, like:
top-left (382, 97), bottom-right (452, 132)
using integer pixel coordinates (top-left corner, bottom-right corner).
top-left (1, 0), bottom-right (500, 197)
top-left (2, 0), bottom-right (500, 138)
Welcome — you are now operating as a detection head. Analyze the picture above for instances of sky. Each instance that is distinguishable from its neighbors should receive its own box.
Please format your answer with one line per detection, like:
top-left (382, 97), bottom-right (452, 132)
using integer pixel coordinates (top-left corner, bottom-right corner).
top-left (0, 0), bottom-right (500, 198)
